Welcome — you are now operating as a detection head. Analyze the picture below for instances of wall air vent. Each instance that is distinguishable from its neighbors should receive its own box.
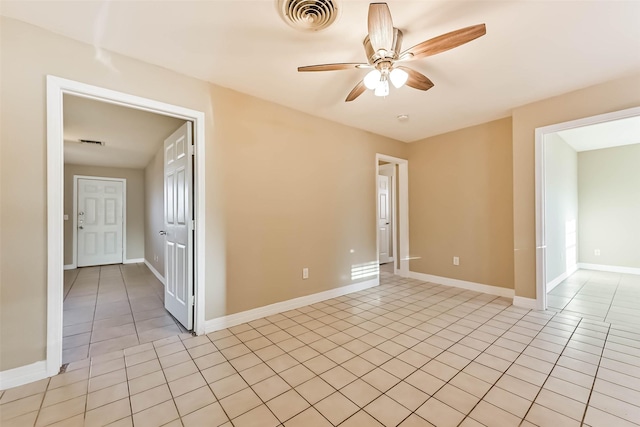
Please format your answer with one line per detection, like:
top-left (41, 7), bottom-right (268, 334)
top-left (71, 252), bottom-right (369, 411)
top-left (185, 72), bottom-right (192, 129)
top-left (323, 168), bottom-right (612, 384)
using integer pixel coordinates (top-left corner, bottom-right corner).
top-left (278, 0), bottom-right (340, 32)
top-left (79, 139), bottom-right (105, 146)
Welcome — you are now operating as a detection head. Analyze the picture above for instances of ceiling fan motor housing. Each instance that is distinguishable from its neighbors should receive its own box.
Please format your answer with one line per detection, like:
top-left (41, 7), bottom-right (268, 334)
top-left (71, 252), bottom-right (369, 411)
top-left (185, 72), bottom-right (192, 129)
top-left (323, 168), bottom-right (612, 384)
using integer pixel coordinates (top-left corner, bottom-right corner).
top-left (364, 28), bottom-right (403, 64)
top-left (278, 0), bottom-right (340, 31)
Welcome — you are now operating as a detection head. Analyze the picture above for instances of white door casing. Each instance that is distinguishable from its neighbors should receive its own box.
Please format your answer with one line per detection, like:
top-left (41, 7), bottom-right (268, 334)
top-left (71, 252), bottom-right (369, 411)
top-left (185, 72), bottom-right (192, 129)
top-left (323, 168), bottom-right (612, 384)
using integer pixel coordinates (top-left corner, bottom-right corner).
top-left (163, 122), bottom-right (194, 330)
top-left (378, 175), bottom-right (392, 263)
top-left (77, 178), bottom-right (124, 267)
top-left (375, 154), bottom-right (409, 278)
top-left (45, 76), bottom-right (206, 388)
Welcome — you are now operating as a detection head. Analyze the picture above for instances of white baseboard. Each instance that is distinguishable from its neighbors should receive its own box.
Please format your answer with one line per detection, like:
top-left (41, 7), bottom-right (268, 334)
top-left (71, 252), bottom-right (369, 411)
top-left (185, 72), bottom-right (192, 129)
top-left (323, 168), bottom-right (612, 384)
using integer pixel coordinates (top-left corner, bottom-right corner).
top-left (546, 264), bottom-right (578, 292)
top-left (124, 258), bottom-right (145, 265)
top-left (63, 264), bottom-right (76, 270)
top-left (204, 277), bottom-right (379, 334)
top-left (144, 259), bottom-right (165, 285)
top-left (578, 263), bottom-right (640, 276)
top-left (513, 296), bottom-right (538, 310)
top-left (409, 271), bottom-right (515, 298)
top-left (0, 360), bottom-right (48, 390)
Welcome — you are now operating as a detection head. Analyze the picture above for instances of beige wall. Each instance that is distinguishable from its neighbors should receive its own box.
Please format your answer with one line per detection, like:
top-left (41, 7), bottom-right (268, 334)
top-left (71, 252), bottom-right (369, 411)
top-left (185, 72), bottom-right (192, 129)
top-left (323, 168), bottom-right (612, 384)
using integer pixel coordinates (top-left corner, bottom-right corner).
top-left (144, 145), bottom-right (165, 277)
top-left (544, 134), bottom-right (578, 283)
top-left (512, 73), bottom-right (640, 299)
top-left (408, 118), bottom-right (515, 289)
top-left (63, 165), bottom-right (145, 265)
top-left (210, 85), bottom-right (407, 314)
top-left (0, 18), bottom-right (407, 371)
top-left (578, 144), bottom-right (640, 268)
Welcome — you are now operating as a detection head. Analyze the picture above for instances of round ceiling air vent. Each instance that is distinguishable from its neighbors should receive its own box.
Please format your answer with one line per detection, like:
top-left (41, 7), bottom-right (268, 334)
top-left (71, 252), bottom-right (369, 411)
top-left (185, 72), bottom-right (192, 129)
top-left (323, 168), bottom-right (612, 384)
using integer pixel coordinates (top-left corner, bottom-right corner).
top-left (278, 0), bottom-right (340, 32)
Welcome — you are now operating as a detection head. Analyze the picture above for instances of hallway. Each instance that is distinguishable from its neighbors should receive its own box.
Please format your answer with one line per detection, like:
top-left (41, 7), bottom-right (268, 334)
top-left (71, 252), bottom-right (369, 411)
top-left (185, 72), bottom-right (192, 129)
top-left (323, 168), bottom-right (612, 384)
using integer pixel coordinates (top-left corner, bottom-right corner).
top-left (63, 264), bottom-right (187, 364)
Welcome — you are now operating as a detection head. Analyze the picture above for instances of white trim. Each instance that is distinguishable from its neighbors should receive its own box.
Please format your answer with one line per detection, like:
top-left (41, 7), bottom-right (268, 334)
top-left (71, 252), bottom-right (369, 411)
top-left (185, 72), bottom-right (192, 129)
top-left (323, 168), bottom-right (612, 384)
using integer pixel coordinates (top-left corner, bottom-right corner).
top-left (0, 361), bottom-right (48, 390)
top-left (73, 175), bottom-right (127, 267)
top-left (546, 264), bottom-right (578, 293)
top-left (144, 259), bottom-right (166, 285)
top-left (513, 296), bottom-right (538, 310)
top-left (47, 75), bottom-right (208, 380)
top-left (376, 154), bottom-right (409, 278)
top-left (204, 278), bottom-right (379, 333)
top-left (534, 106), bottom-right (640, 312)
top-left (123, 258), bottom-right (144, 264)
top-left (63, 264), bottom-right (76, 271)
top-left (578, 263), bottom-right (640, 276)
top-left (409, 271), bottom-right (515, 298)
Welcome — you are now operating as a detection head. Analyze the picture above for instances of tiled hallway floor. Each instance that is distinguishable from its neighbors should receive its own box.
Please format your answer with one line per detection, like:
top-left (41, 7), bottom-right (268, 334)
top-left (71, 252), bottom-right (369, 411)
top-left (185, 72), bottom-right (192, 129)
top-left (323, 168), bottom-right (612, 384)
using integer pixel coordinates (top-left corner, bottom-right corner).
top-left (547, 269), bottom-right (640, 326)
top-left (2, 271), bottom-right (640, 426)
top-left (62, 264), bottom-right (187, 364)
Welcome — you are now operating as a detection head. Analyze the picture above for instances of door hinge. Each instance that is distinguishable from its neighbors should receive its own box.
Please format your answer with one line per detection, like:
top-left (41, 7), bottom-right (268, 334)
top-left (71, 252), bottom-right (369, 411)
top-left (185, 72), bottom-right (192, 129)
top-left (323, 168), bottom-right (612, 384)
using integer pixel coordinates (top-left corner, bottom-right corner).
top-left (191, 219), bottom-right (195, 230)
top-left (189, 145), bottom-right (195, 156)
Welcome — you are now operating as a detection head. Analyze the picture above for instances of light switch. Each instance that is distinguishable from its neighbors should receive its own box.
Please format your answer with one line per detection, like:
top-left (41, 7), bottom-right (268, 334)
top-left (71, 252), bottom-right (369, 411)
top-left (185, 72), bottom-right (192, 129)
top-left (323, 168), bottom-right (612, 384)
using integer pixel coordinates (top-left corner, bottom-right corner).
top-left (64, 214), bottom-right (69, 221)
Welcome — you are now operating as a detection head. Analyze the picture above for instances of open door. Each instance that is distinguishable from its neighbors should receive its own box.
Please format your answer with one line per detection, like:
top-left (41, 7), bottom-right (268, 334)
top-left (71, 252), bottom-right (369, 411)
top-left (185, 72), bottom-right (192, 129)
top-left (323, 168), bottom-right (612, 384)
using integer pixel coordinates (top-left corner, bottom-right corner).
top-left (378, 174), bottom-right (392, 263)
top-left (163, 122), bottom-right (194, 330)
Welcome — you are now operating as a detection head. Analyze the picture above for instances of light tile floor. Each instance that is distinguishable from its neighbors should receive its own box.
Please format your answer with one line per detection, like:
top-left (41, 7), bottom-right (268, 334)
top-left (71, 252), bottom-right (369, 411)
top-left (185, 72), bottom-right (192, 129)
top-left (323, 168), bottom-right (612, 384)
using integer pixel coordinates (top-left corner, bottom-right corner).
top-left (62, 264), bottom-right (187, 364)
top-left (547, 269), bottom-right (640, 326)
top-left (3, 270), bottom-right (640, 426)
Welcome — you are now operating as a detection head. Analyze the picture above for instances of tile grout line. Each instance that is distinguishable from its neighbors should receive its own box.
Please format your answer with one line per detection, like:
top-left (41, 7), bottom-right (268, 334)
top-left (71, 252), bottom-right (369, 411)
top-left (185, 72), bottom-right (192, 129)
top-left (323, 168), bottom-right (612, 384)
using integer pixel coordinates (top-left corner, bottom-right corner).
top-left (86, 267), bottom-right (105, 367)
top-left (579, 322), bottom-right (612, 426)
top-left (602, 274), bottom-right (622, 325)
top-left (519, 316), bottom-right (608, 425)
top-left (119, 264), bottom-right (142, 346)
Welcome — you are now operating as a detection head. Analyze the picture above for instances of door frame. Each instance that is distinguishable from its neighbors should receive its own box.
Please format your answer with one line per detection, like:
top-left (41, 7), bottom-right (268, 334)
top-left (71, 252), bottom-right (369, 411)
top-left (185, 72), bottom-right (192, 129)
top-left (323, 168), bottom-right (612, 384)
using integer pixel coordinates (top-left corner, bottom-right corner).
top-left (72, 175), bottom-right (127, 268)
top-left (534, 105), bottom-right (640, 311)
top-left (376, 154), bottom-right (409, 277)
top-left (47, 75), bottom-right (207, 376)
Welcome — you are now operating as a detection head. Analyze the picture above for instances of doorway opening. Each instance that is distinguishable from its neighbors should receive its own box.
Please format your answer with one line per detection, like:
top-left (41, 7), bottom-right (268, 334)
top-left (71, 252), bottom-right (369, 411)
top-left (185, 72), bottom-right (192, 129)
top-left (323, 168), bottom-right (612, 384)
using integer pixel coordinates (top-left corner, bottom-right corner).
top-left (376, 154), bottom-right (409, 278)
top-left (47, 76), bottom-right (207, 377)
top-left (535, 106), bottom-right (640, 314)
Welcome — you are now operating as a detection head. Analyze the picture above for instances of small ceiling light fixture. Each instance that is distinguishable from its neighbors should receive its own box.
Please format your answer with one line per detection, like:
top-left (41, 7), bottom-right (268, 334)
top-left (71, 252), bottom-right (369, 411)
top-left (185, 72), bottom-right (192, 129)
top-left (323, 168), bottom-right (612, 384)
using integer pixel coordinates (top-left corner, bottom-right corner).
top-left (397, 114), bottom-right (409, 122)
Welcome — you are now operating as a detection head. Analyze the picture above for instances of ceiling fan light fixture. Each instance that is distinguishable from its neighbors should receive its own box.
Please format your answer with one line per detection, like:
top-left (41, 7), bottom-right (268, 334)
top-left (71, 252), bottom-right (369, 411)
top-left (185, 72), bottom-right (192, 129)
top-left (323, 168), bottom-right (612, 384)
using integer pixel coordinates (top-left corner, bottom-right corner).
top-left (364, 69), bottom-right (381, 90)
top-left (390, 67), bottom-right (408, 88)
top-left (374, 78), bottom-right (389, 97)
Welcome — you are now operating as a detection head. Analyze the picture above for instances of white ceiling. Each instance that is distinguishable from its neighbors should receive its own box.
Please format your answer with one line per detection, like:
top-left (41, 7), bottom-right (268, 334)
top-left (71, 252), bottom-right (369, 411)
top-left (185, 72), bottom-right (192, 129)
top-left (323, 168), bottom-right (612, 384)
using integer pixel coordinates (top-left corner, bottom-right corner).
top-left (64, 95), bottom-right (185, 168)
top-left (3, 1), bottom-right (640, 142)
top-left (557, 115), bottom-right (640, 153)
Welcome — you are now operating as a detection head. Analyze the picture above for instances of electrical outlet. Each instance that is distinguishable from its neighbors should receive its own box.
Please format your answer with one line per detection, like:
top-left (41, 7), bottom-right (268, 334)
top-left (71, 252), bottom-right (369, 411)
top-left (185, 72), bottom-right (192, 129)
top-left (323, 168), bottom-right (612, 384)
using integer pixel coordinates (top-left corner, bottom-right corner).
top-left (595, 249), bottom-right (601, 256)
top-left (453, 256), bottom-right (460, 266)
top-left (302, 268), bottom-right (309, 279)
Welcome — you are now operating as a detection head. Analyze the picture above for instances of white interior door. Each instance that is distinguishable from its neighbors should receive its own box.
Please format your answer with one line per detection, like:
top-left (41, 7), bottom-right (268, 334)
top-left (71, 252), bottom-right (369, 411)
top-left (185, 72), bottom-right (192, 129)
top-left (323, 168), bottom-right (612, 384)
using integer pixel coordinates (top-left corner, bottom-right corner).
top-left (77, 178), bottom-right (124, 267)
top-left (378, 175), bottom-right (392, 263)
top-left (163, 122), bottom-right (194, 330)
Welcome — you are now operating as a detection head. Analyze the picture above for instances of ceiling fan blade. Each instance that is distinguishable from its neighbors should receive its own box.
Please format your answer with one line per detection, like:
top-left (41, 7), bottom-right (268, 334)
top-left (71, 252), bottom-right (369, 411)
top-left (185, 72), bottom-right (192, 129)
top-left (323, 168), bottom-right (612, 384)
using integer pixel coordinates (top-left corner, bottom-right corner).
top-left (368, 3), bottom-right (394, 53)
top-left (298, 63), bottom-right (368, 72)
top-left (397, 66), bottom-right (434, 91)
top-left (345, 80), bottom-right (367, 102)
top-left (400, 24), bottom-right (486, 60)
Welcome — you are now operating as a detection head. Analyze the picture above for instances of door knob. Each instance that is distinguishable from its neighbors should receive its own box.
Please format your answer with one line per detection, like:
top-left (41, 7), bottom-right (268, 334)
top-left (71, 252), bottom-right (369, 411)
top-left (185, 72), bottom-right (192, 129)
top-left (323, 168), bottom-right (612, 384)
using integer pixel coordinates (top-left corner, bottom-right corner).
top-left (159, 230), bottom-right (167, 236)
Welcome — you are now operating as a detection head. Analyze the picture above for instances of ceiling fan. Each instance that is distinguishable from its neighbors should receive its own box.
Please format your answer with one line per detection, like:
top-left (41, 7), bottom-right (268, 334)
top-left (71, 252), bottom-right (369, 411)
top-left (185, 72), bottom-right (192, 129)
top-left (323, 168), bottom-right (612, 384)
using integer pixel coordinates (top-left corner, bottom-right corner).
top-left (298, 2), bottom-right (486, 102)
